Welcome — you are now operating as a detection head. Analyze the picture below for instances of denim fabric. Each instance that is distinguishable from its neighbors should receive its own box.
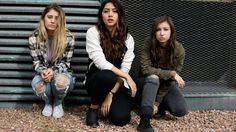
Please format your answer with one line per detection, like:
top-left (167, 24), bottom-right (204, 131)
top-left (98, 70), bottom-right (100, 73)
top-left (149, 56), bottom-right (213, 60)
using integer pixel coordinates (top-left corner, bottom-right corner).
top-left (142, 75), bottom-right (159, 107)
top-left (136, 75), bottom-right (159, 116)
top-left (31, 73), bottom-right (75, 106)
top-left (157, 81), bottom-right (188, 117)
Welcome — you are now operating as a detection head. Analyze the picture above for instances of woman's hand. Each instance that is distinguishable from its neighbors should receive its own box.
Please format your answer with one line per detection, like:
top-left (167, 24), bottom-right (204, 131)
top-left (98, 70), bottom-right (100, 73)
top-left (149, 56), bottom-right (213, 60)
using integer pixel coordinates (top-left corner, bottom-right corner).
top-left (126, 75), bottom-right (137, 97)
top-left (101, 93), bottom-right (113, 117)
top-left (172, 72), bottom-right (185, 88)
top-left (41, 68), bottom-right (53, 82)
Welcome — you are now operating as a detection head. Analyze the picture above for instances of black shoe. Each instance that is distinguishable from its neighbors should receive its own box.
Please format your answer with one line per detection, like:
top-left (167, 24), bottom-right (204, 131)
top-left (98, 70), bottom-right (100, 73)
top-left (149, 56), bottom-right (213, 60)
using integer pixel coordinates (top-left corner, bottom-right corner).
top-left (86, 108), bottom-right (99, 128)
top-left (153, 111), bottom-right (166, 119)
top-left (137, 117), bottom-right (154, 132)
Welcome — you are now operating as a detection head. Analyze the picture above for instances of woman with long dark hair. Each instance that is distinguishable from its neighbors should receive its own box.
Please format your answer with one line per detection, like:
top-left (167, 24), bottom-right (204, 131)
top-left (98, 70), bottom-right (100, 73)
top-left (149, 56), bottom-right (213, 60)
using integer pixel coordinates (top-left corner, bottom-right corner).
top-left (85, 0), bottom-right (136, 127)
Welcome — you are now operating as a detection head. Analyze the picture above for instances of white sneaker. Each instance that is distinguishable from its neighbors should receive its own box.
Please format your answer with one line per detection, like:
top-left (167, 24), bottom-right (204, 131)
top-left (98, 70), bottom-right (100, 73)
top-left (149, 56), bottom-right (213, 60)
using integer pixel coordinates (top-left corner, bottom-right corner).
top-left (53, 104), bottom-right (64, 118)
top-left (42, 104), bottom-right (53, 117)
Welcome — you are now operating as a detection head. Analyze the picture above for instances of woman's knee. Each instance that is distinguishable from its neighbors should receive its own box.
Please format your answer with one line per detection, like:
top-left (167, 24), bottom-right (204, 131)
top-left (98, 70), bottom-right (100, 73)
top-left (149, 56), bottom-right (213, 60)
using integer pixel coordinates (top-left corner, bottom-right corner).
top-left (171, 107), bottom-right (188, 117)
top-left (31, 79), bottom-right (52, 104)
top-left (33, 81), bottom-right (46, 96)
top-left (31, 75), bottom-right (46, 96)
top-left (54, 73), bottom-right (71, 90)
top-left (146, 75), bottom-right (160, 85)
top-left (52, 73), bottom-right (73, 98)
top-left (95, 70), bottom-right (117, 83)
top-left (109, 112), bottom-right (131, 126)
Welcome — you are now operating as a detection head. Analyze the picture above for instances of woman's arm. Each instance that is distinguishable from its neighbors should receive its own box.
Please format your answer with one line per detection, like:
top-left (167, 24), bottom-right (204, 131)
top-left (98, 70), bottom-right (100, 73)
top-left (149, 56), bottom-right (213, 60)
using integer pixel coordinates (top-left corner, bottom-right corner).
top-left (172, 42), bottom-right (185, 88)
top-left (29, 36), bottom-right (47, 73)
top-left (111, 66), bottom-right (136, 97)
top-left (120, 34), bottom-right (135, 73)
top-left (86, 27), bottom-right (113, 70)
top-left (175, 42), bottom-right (185, 74)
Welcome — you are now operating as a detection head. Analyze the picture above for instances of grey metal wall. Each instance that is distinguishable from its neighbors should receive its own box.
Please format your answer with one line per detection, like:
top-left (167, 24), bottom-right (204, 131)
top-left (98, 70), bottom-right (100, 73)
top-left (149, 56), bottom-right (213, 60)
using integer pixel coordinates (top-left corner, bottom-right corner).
top-left (0, 0), bottom-right (100, 107)
top-left (121, 0), bottom-right (233, 84)
top-left (120, 0), bottom-right (236, 109)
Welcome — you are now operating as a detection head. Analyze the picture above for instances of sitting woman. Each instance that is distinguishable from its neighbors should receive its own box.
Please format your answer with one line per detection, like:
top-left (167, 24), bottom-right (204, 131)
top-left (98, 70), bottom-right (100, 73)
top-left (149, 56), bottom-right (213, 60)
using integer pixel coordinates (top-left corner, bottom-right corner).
top-left (136, 16), bottom-right (188, 132)
top-left (29, 3), bottom-right (75, 118)
top-left (85, 0), bottom-right (137, 128)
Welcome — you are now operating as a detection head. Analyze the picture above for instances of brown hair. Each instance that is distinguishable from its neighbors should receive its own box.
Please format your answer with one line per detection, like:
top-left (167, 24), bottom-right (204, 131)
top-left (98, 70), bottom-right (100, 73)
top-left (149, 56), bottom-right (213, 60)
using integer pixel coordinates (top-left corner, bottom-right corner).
top-left (150, 16), bottom-right (176, 68)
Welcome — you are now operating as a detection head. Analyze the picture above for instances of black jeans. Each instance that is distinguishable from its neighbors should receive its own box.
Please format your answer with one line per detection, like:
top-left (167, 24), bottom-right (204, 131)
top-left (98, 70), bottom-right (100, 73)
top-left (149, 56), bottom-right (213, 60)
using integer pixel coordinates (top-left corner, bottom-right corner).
top-left (86, 70), bottom-right (133, 126)
top-left (157, 81), bottom-right (188, 117)
top-left (135, 76), bottom-right (188, 117)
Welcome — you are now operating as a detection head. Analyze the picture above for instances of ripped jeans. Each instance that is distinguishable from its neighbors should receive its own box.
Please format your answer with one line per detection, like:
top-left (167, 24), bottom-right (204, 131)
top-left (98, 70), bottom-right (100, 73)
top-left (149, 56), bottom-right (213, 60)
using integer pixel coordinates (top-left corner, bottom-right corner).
top-left (31, 73), bottom-right (75, 106)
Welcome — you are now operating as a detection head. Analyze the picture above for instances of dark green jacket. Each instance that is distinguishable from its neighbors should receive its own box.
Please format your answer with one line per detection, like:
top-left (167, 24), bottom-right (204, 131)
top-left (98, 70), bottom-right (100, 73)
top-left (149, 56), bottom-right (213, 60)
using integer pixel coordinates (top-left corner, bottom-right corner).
top-left (140, 36), bottom-right (185, 102)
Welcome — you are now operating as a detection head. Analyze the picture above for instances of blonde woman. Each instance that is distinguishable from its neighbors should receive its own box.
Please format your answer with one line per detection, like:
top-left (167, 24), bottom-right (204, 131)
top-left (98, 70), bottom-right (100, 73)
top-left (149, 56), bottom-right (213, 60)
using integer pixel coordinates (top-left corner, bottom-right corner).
top-left (29, 3), bottom-right (75, 118)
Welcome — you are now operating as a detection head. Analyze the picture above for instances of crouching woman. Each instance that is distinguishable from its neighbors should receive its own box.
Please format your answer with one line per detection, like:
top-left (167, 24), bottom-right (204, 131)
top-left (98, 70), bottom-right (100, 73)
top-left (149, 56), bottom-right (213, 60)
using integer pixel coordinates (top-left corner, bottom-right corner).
top-left (29, 3), bottom-right (75, 118)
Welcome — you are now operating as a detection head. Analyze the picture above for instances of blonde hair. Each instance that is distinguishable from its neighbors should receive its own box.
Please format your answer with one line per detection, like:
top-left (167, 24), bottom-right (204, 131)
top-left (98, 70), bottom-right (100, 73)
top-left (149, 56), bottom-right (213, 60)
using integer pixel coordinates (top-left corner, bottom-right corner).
top-left (35, 3), bottom-right (67, 61)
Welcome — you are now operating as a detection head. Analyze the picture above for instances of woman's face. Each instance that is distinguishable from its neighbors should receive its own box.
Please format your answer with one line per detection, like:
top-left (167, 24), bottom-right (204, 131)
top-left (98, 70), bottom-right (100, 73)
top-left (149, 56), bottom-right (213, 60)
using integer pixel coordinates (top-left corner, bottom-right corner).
top-left (102, 2), bottom-right (118, 31)
top-left (156, 21), bottom-right (171, 45)
top-left (44, 9), bottom-right (59, 34)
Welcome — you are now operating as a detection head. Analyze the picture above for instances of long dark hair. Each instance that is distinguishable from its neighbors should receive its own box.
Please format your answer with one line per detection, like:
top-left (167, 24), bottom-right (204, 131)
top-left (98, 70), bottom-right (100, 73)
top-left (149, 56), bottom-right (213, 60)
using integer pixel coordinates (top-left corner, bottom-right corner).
top-left (97, 0), bottom-right (128, 60)
top-left (150, 16), bottom-right (176, 68)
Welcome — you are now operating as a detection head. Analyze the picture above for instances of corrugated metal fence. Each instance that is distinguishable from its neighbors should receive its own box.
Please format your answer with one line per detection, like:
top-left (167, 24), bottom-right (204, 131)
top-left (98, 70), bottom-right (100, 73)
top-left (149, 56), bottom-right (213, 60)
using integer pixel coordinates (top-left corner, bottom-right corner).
top-left (0, 0), bottom-right (100, 107)
top-left (121, 0), bottom-right (236, 110)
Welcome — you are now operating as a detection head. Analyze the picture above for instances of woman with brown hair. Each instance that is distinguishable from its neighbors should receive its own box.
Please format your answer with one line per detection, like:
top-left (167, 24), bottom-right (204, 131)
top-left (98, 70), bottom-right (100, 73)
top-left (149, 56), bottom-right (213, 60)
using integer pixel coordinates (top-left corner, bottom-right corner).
top-left (136, 16), bottom-right (188, 132)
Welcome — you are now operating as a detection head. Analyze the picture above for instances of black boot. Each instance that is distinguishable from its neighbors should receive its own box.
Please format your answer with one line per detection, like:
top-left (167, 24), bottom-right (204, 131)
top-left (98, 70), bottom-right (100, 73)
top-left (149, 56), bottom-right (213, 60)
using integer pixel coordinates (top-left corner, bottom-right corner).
top-left (154, 110), bottom-right (166, 120)
top-left (86, 108), bottom-right (99, 128)
top-left (137, 114), bottom-right (154, 132)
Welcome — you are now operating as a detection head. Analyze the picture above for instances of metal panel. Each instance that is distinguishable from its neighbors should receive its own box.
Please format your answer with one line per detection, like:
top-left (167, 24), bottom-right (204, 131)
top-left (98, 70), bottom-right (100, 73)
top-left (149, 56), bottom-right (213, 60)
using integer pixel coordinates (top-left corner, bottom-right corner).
top-left (121, 0), bottom-right (236, 109)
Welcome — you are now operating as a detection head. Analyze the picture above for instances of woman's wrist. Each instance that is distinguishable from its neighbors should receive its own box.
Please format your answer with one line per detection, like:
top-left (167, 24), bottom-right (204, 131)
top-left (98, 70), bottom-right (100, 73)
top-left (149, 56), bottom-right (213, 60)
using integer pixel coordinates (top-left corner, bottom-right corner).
top-left (170, 71), bottom-right (176, 78)
top-left (125, 74), bottom-right (131, 81)
top-left (110, 90), bottom-right (115, 94)
top-left (109, 90), bottom-right (116, 96)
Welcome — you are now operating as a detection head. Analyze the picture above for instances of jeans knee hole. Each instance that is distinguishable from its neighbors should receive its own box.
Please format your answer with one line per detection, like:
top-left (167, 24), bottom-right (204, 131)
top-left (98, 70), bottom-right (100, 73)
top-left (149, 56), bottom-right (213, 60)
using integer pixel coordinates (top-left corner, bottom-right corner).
top-left (34, 82), bottom-right (45, 96)
top-left (55, 74), bottom-right (70, 89)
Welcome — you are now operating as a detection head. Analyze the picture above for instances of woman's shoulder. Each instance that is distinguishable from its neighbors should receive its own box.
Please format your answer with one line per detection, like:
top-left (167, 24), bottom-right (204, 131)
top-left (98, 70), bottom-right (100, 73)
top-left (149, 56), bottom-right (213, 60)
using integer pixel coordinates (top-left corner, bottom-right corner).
top-left (66, 29), bottom-right (74, 38)
top-left (143, 36), bottom-right (152, 45)
top-left (87, 26), bottom-right (99, 34)
top-left (174, 40), bottom-right (185, 53)
top-left (29, 29), bottom-right (39, 38)
top-left (126, 33), bottom-right (133, 41)
top-left (174, 41), bottom-right (184, 48)
top-left (144, 36), bottom-right (152, 41)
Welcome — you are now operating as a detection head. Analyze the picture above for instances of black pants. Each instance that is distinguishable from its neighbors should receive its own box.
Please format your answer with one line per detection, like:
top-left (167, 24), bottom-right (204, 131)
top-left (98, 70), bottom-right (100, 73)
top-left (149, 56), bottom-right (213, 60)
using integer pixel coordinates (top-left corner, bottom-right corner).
top-left (86, 70), bottom-right (132, 126)
top-left (135, 77), bottom-right (188, 117)
top-left (157, 81), bottom-right (188, 117)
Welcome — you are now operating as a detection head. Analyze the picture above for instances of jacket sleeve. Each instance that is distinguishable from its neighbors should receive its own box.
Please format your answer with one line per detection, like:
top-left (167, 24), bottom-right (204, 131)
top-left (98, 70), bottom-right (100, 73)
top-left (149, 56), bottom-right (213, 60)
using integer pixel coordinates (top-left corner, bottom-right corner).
top-left (120, 34), bottom-right (135, 73)
top-left (175, 42), bottom-right (185, 74)
top-left (86, 27), bottom-right (113, 70)
top-left (140, 37), bottom-right (172, 79)
top-left (28, 36), bottom-right (47, 73)
top-left (53, 34), bottom-right (75, 73)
